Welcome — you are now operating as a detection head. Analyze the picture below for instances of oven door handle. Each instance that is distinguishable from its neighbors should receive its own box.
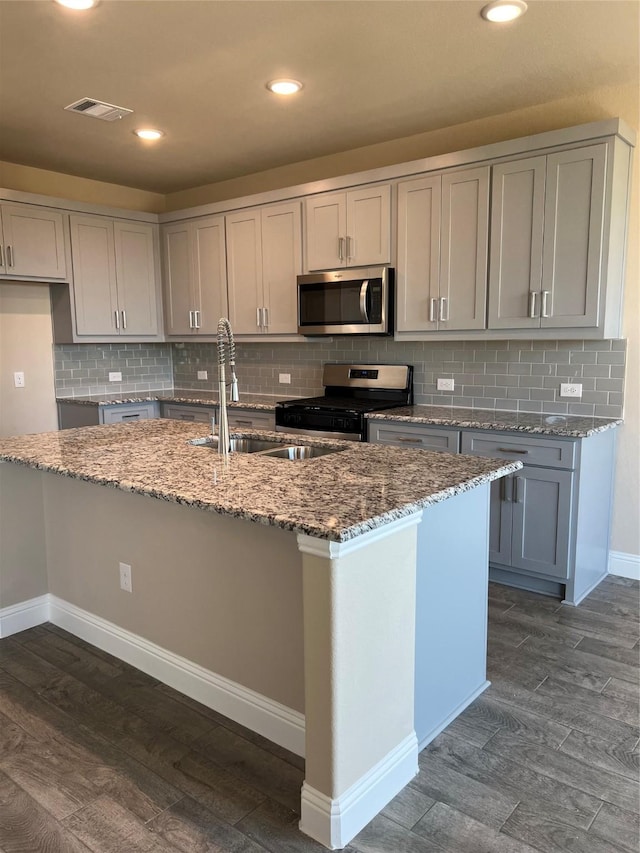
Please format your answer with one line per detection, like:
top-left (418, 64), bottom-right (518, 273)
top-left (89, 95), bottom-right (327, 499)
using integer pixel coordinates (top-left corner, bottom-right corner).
top-left (359, 280), bottom-right (370, 323)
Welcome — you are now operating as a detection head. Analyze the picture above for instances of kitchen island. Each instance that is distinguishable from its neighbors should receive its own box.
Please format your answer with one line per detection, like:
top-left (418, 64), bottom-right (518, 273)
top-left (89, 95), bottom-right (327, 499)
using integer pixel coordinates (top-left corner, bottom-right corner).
top-left (0, 420), bottom-right (519, 849)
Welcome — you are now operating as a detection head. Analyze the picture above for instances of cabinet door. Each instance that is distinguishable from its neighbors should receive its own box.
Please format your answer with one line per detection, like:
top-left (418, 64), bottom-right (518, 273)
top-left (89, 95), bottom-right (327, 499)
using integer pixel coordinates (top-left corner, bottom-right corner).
top-left (261, 201), bottom-right (302, 335)
top-left (193, 216), bottom-right (228, 334)
top-left (162, 222), bottom-right (195, 335)
top-left (226, 210), bottom-right (263, 334)
top-left (346, 184), bottom-right (391, 267)
top-left (100, 403), bottom-right (159, 424)
top-left (488, 157), bottom-right (546, 329)
top-left (367, 421), bottom-right (459, 453)
top-left (227, 409), bottom-right (275, 430)
top-left (1, 204), bottom-right (67, 279)
top-left (113, 221), bottom-right (158, 336)
top-left (161, 404), bottom-right (215, 423)
top-left (396, 176), bottom-right (441, 332)
top-left (439, 166), bottom-right (489, 331)
top-left (304, 192), bottom-right (347, 271)
top-left (70, 215), bottom-right (119, 335)
top-left (510, 467), bottom-right (573, 579)
top-left (541, 144), bottom-right (606, 329)
top-left (488, 476), bottom-right (514, 567)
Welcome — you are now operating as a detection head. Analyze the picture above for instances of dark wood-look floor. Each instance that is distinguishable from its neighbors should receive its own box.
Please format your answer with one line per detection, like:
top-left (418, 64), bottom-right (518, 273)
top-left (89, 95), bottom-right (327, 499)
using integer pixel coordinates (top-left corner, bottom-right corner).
top-left (0, 575), bottom-right (638, 853)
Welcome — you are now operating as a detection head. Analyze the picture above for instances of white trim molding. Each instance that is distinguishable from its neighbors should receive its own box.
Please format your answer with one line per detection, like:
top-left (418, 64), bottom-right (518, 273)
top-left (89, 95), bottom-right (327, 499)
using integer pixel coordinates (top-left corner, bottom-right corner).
top-left (609, 551), bottom-right (640, 581)
top-left (44, 595), bottom-right (305, 756)
top-left (300, 732), bottom-right (418, 850)
top-left (0, 594), bottom-right (50, 639)
top-left (297, 510), bottom-right (423, 559)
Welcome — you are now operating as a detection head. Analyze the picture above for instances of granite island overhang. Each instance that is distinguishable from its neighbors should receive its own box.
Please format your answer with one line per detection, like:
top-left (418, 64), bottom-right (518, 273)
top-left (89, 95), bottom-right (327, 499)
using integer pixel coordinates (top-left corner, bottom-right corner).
top-left (0, 419), bottom-right (521, 849)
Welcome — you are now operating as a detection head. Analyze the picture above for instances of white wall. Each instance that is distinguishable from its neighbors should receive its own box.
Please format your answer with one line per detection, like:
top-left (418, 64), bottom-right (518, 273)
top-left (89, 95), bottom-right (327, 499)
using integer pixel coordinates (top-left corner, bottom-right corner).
top-left (0, 284), bottom-right (57, 437)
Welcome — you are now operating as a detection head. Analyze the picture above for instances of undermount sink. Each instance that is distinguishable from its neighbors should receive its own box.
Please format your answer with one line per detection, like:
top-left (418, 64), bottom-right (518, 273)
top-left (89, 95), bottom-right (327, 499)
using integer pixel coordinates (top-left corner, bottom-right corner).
top-left (189, 436), bottom-right (349, 459)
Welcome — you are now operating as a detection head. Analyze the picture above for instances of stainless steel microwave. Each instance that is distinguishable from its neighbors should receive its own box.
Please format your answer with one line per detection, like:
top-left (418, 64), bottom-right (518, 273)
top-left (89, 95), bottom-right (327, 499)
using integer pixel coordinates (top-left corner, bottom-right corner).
top-left (297, 266), bottom-right (393, 336)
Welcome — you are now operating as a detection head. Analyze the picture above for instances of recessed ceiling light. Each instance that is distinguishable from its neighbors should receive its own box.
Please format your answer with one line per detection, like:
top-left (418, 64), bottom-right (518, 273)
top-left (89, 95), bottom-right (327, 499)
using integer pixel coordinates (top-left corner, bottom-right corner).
top-left (481, 0), bottom-right (527, 22)
top-left (266, 79), bottom-right (303, 96)
top-left (134, 128), bottom-right (164, 141)
top-left (54, 0), bottom-right (98, 10)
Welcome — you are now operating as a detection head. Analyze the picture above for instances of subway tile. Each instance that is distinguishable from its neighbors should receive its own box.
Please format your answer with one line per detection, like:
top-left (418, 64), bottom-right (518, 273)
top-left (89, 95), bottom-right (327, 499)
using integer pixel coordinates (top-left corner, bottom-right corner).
top-left (596, 352), bottom-right (625, 365)
top-left (569, 352), bottom-right (597, 364)
top-left (580, 391), bottom-right (609, 405)
top-left (530, 389), bottom-right (556, 402)
top-left (518, 400), bottom-right (543, 413)
top-left (508, 364), bottom-right (533, 375)
top-left (568, 402), bottom-right (598, 415)
top-left (595, 404), bottom-right (624, 417)
top-left (583, 339), bottom-right (613, 351)
top-left (594, 378), bottom-right (624, 393)
top-left (607, 393), bottom-right (624, 408)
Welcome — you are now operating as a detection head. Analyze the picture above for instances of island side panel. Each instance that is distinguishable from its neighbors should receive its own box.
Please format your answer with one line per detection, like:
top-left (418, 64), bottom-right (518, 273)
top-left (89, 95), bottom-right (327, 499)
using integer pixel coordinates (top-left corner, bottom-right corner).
top-left (414, 482), bottom-right (491, 749)
top-left (40, 472), bottom-right (305, 714)
top-left (0, 464), bottom-right (48, 621)
top-left (298, 517), bottom-right (420, 849)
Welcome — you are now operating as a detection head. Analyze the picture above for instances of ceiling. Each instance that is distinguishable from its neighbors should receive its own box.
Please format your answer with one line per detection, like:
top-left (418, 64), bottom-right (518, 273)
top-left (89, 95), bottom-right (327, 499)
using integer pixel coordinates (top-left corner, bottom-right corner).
top-left (0, 0), bottom-right (638, 195)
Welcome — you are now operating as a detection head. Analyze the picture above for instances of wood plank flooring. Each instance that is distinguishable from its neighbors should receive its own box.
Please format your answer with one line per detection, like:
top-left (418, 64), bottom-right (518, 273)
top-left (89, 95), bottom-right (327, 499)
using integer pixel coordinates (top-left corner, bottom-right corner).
top-left (0, 575), bottom-right (637, 853)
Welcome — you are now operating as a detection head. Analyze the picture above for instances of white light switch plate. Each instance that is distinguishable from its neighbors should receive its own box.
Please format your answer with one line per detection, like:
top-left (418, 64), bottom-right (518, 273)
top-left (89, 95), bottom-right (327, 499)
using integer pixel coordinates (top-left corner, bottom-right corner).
top-left (560, 383), bottom-right (582, 398)
top-left (197, 370), bottom-right (208, 380)
top-left (437, 378), bottom-right (455, 391)
top-left (13, 371), bottom-right (25, 388)
top-left (109, 371), bottom-right (122, 382)
top-left (279, 373), bottom-right (291, 384)
top-left (119, 562), bottom-right (132, 593)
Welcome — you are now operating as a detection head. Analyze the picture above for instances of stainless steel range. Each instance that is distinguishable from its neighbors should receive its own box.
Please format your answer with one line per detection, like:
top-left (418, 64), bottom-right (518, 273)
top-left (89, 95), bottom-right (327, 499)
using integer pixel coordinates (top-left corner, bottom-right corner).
top-left (275, 363), bottom-right (413, 441)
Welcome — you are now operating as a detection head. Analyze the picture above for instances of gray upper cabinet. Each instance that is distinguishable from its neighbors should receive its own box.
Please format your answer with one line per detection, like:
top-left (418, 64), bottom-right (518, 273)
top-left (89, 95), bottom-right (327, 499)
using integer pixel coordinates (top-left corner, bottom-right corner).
top-left (227, 200), bottom-right (302, 336)
top-left (396, 166), bottom-right (489, 332)
top-left (304, 184), bottom-right (391, 271)
top-left (162, 215), bottom-right (228, 336)
top-left (70, 214), bottom-right (161, 338)
top-left (489, 142), bottom-right (620, 334)
top-left (0, 203), bottom-right (67, 280)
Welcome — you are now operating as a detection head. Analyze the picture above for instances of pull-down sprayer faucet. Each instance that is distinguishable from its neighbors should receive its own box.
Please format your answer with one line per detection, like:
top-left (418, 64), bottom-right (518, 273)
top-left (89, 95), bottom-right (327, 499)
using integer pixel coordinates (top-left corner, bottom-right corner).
top-left (217, 318), bottom-right (239, 462)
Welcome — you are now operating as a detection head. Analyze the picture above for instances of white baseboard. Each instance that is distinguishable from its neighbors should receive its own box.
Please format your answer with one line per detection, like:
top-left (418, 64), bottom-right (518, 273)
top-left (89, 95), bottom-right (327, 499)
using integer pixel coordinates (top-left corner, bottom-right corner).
top-left (45, 595), bottom-right (305, 756)
top-left (608, 551), bottom-right (640, 581)
top-left (299, 732), bottom-right (418, 849)
top-left (0, 594), bottom-right (49, 639)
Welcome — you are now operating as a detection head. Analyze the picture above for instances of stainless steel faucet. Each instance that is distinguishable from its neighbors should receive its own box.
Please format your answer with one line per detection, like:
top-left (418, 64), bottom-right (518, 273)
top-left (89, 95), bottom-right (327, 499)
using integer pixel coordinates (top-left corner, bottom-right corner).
top-left (217, 318), bottom-right (239, 461)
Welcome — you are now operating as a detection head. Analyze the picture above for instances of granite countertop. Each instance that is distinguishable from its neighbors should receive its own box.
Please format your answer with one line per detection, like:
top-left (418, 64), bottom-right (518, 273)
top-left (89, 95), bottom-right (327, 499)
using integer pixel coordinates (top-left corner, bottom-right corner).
top-left (368, 405), bottom-right (622, 438)
top-left (0, 420), bottom-right (520, 543)
top-left (56, 391), bottom-right (291, 411)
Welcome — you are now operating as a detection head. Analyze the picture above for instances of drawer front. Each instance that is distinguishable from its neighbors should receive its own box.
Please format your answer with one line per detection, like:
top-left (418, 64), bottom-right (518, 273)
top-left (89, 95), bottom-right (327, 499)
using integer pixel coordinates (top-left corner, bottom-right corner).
top-left (460, 430), bottom-right (577, 469)
top-left (227, 409), bottom-right (275, 430)
top-left (100, 403), bottom-right (159, 424)
top-left (368, 421), bottom-right (460, 453)
top-left (161, 403), bottom-right (215, 423)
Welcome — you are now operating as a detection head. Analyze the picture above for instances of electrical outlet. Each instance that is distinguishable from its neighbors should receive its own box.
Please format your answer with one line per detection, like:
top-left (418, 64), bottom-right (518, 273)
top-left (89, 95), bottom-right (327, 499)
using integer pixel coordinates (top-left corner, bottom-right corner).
top-left (13, 372), bottom-right (25, 388)
top-left (279, 373), bottom-right (291, 384)
top-left (560, 383), bottom-right (583, 399)
top-left (437, 378), bottom-right (455, 392)
top-left (119, 562), bottom-right (132, 593)
top-left (109, 371), bottom-right (122, 382)
top-left (197, 370), bottom-right (208, 380)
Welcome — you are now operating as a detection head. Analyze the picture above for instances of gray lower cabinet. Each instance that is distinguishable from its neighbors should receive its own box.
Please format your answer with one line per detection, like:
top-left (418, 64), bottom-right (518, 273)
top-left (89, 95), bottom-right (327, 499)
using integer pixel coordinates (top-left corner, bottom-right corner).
top-left (161, 403), bottom-right (215, 424)
top-left (367, 420), bottom-right (460, 453)
top-left (161, 402), bottom-right (275, 431)
top-left (369, 419), bottom-right (617, 604)
top-left (58, 401), bottom-right (159, 429)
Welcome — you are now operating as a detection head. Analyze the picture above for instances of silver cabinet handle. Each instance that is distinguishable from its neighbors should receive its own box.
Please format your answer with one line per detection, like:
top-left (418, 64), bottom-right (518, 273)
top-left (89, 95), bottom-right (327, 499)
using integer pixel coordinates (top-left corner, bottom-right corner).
top-left (6, 245), bottom-right (13, 268)
top-left (193, 310), bottom-right (201, 329)
top-left (359, 280), bottom-right (370, 322)
top-left (515, 476), bottom-right (524, 503)
top-left (438, 297), bottom-right (448, 322)
top-left (179, 413), bottom-right (196, 421)
top-left (121, 413), bottom-right (140, 420)
top-left (121, 310), bottom-right (127, 330)
top-left (346, 235), bottom-right (354, 261)
top-left (114, 309), bottom-right (120, 330)
top-left (528, 291), bottom-right (538, 319)
top-left (188, 310), bottom-right (194, 329)
top-left (0, 245), bottom-right (4, 267)
top-left (256, 307), bottom-right (262, 328)
top-left (429, 298), bottom-right (437, 323)
top-left (497, 447), bottom-right (529, 454)
top-left (263, 306), bottom-right (269, 327)
top-left (338, 236), bottom-right (345, 261)
top-left (541, 290), bottom-right (551, 318)
top-left (397, 436), bottom-right (423, 444)
top-left (502, 475), bottom-right (514, 502)
top-left (233, 418), bottom-right (253, 426)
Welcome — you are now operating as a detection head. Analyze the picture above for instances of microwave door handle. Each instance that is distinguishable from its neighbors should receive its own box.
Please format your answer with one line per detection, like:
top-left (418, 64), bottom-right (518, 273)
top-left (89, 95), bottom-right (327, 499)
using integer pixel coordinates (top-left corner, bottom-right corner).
top-left (359, 280), bottom-right (370, 323)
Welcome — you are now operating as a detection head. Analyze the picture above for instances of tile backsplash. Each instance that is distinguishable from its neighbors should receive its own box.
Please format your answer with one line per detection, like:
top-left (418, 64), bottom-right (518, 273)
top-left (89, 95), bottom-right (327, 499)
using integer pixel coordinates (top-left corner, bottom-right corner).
top-left (54, 343), bottom-right (173, 397)
top-left (55, 338), bottom-right (626, 418)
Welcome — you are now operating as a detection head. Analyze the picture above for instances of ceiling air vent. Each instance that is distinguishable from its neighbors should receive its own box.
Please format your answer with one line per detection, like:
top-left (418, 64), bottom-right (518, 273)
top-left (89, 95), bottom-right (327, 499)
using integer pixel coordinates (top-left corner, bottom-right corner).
top-left (64, 98), bottom-right (133, 122)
